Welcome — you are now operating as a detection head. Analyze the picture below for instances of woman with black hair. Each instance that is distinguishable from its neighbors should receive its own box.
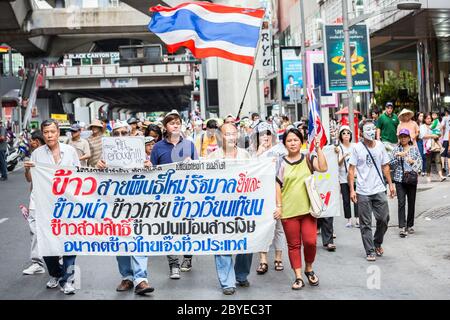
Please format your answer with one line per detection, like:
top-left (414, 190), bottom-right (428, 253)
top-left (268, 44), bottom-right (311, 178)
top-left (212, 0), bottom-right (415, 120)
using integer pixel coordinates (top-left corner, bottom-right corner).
top-left (144, 124), bottom-right (163, 143)
top-left (275, 127), bottom-right (327, 290)
top-left (390, 128), bottom-right (422, 237)
top-left (335, 125), bottom-right (359, 228)
top-left (251, 122), bottom-right (287, 275)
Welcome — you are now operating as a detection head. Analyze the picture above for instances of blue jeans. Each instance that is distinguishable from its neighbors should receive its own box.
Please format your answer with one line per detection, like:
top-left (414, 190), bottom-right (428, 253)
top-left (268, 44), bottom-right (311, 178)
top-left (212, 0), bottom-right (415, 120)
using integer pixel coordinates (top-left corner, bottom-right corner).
top-left (417, 140), bottom-right (426, 172)
top-left (0, 150), bottom-right (7, 178)
top-left (214, 254), bottom-right (253, 289)
top-left (43, 255), bottom-right (76, 286)
top-left (116, 256), bottom-right (148, 286)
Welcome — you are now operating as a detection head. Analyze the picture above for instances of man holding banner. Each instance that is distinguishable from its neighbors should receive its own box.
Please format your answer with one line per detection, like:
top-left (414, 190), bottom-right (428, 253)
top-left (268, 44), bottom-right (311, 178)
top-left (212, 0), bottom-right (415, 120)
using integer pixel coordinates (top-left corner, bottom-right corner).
top-left (24, 119), bottom-right (80, 295)
top-left (96, 121), bottom-right (154, 295)
top-left (208, 123), bottom-right (253, 295)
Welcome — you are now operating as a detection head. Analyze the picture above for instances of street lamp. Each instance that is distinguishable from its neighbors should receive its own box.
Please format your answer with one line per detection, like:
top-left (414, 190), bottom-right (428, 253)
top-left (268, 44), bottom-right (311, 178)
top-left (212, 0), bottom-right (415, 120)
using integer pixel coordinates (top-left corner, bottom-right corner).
top-left (342, 0), bottom-right (422, 136)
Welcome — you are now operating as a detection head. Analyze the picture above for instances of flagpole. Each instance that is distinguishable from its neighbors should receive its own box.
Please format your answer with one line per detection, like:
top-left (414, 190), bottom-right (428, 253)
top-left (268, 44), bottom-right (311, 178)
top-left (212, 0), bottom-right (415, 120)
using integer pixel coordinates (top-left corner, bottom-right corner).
top-left (235, 15), bottom-right (265, 121)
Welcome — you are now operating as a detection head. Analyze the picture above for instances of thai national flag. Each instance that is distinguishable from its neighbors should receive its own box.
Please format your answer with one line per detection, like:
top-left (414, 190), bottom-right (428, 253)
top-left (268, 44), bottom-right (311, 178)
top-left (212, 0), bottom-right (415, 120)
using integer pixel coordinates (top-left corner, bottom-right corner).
top-left (307, 88), bottom-right (327, 153)
top-left (148, 2), bottom-right (265, 65)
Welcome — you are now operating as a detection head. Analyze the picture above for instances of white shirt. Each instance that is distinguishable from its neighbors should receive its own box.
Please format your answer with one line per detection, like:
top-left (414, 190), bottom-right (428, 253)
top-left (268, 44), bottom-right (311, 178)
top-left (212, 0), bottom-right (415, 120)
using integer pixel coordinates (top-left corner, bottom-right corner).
top-left (29, 143), bottom-right (81, 210)
top-left (260, 142), bottom-right (287, 158)
top-left (337, 143), bottom-right (355, 184)
top-left (441, 116), bottom-right (450, 142)
top-left (348, 140), bottom-right (389, 196)
top-left (208, 147), bottom-right (251, 160)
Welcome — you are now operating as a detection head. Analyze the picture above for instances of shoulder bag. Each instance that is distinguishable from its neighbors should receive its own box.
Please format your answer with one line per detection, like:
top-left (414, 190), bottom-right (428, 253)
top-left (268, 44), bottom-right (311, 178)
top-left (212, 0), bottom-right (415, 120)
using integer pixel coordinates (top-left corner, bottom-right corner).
top-left (361, 142), bottom-right (386, 185)
top-left (401, 149), bottom-right (418, 185)
top-left (304, 154), bottom-right (325, 218)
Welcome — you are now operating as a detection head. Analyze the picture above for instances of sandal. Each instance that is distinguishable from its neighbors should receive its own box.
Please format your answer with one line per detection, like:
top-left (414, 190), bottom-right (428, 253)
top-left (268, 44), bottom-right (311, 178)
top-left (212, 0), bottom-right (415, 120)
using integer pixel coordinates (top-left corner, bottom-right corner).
top-left (375, 247), bottom-right (384, 257)
top-left (274, 260), bottom-right (284, 271)
top-left (291, 278), bottom-right (305, 290)
top-left (325, 243), bottom-right (336, 252)
top-left (256, 262), bottom-right (268, 275)
top-left (304, 271), bottom-right (319, 286)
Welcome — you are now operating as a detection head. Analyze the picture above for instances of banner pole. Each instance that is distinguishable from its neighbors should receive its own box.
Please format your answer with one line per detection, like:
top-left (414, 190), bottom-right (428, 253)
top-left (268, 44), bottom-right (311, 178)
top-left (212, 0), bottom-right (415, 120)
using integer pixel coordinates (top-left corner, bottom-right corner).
top-left (236, 16), bottom-right (265, 121)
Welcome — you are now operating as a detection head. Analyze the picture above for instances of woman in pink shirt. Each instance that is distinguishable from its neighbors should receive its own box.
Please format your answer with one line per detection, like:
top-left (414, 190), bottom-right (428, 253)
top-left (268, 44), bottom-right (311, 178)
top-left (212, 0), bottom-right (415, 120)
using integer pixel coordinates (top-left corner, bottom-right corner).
top-left (397, 109), bottom-right (419, 144)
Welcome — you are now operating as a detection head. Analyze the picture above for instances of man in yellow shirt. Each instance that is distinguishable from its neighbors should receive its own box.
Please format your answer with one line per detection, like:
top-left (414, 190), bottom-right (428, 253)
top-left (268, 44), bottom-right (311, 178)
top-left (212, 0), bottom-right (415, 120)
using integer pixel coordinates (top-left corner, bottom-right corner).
top-left (197, 119), bottom-right (219, 158)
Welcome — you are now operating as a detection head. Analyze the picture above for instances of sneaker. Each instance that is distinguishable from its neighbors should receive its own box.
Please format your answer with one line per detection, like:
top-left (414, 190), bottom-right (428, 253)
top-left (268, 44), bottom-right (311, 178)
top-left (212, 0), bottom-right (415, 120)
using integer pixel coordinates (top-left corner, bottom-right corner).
top-left (236, 280), bottom-right (250, 287)
top-left (169, 266), bottom-right (180, 279)
top-left (222, 287), bottom-right (235, 295)
top-left (345, 222), bottom-right (352, 228)
top-left (366, 254), bottom-right (376, 261)
top-left (399, 228), bottom-right (407, 238)
top-left (355, 218), bottom-right (360, 228)
top-left (46, 277), bottom-right (60, 289)
top-left (180, 258), bottom-right (192, 272)
top-left (23, 263), bottom-right (45, 275)
top-left (60, 282), bottom-right (75, 295)
top-left (407, 227), bottom-right (415, 234)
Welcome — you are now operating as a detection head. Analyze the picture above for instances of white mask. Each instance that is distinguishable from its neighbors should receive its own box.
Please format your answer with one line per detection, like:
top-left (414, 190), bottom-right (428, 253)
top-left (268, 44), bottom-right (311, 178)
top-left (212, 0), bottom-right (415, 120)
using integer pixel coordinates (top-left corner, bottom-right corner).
top-left (363, 124), bottom-right (376, 141)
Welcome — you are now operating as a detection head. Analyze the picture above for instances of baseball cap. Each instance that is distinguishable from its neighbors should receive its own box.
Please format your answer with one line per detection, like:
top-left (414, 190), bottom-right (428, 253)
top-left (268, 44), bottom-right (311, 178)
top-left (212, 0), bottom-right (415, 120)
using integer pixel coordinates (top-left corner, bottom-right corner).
top-left (398, 128), bottom-right (411, 136)
top-left (70, 123), bottom-right (82, 132)
top-left (386, 102), bottom-right (394, 107)
top-left (145, 136), bottom-right (155, 144)
top-left (127, 117), bottom-right (138, 125)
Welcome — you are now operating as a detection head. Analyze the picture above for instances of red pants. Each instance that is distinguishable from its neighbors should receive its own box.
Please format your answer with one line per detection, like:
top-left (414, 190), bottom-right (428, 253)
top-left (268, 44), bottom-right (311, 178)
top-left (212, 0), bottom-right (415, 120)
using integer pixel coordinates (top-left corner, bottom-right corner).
top-left (281, 214), bottom-right (317, 270)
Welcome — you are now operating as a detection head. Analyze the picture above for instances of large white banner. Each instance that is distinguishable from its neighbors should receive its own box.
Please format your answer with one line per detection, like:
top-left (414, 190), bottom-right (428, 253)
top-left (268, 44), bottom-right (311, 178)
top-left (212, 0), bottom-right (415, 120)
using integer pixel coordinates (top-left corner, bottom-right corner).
top-left (32, 158), bottom-right (276, 256)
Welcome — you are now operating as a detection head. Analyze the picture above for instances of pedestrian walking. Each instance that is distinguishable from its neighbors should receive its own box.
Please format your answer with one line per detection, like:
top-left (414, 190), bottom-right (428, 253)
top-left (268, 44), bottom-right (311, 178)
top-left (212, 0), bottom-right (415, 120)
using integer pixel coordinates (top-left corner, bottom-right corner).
top-left (335, 125), bottom-right (359, 228)
top-left (197, 119), bottom-right (219, 158)
top-left (250, 122), bottom-right (287, 275)
top-left (348, 120), bottom-right (396, 261)
top-left (376, 102), bottom-right (399, 154)
top-left (144, 124), bottom-right (163, 142)
top-left (440, 109), bottom-right (450, 176)
top-left (207, 123), bottom-right (253, 295)
top-left (275, 127), bottom-right (328, 290)
top-left (420, 113), bottom-right (446, 182)
top-left (22, 129), bottom-right (46, 276)
top-left (150, 110), bottom-right (198, 278)
top-left (24, 119), bottom-right (80, 294)
top-left (87, 120), bottom-right (104, 167)
top-left (389, 128), bottom-right (422, 237)
top-left (96, 121), bottom-right (154, 296)
top-left (0, 120), bottom-right (7, 181)
top-left (397, 109), bottom-right (420, 144)
top-left (128, 117), bottom-right (143, 136)
top-left (416, 112), bottom-right (427, 175)
top-left (67, 123), bottom-right (91, 166)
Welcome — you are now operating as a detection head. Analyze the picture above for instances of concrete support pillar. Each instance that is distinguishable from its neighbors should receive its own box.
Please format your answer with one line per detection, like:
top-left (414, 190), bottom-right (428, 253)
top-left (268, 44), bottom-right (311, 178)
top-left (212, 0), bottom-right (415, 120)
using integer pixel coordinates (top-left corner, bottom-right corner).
top-left (417, 40), bottom-right (426, 113)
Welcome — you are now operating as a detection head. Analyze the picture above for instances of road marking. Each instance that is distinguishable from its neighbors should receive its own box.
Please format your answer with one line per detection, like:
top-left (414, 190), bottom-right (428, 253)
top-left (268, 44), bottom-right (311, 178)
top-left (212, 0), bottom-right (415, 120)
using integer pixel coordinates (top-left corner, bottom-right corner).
top-left (0, 218), bottom-right (9, 224)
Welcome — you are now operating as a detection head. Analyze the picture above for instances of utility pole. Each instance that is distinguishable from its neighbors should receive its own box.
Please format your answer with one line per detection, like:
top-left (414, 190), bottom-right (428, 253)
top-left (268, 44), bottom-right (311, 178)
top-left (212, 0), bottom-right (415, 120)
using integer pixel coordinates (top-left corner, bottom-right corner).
top-left (342, 0), bottom-right (355, 135)
top-left (299, 0), bottom-right (308, 120)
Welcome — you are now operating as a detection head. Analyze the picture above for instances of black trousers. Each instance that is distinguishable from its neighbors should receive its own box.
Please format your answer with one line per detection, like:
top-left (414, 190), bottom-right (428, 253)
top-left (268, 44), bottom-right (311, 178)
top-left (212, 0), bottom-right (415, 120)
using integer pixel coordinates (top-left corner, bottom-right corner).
top-left (340, 183), bottom-right (358, 219)
top-left (318, 217), bottom-right (334, 246)
top-left (395, 182), bottom-right (417, 229)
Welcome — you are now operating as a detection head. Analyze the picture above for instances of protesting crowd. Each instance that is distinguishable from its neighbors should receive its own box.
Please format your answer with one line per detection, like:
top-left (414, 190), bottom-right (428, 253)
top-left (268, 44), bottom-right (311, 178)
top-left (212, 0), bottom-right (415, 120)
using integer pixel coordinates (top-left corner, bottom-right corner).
top-left (3, 102), bottom-right (449, 296)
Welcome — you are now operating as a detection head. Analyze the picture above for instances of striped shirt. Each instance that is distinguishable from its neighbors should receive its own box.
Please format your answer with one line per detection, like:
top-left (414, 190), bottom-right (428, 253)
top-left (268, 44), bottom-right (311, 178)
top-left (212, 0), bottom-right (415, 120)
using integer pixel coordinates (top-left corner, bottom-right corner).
top-left (87, 135), bottom-right (102, 167)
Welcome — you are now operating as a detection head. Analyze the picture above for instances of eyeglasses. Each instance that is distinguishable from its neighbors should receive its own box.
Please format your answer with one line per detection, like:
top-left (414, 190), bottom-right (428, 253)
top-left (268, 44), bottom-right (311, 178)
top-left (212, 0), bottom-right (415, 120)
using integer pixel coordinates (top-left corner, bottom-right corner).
top-left (113, 130), bottom-right (129, 137)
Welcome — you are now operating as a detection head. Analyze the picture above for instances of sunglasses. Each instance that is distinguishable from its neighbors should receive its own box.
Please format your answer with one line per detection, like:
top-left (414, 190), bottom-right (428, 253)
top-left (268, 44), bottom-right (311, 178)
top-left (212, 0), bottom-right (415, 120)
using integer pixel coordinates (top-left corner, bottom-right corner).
top-left (113, 130), bottom-right (129, 137)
